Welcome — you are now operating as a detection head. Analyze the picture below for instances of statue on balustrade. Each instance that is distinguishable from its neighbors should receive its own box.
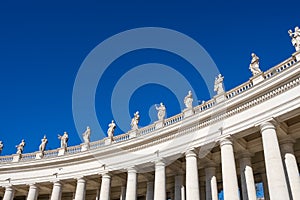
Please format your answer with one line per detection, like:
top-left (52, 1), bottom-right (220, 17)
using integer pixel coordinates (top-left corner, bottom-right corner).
top-left (249, 53), bottom-right (262, 76)
top-left (39, 135), bottom-right (48, 153)
top-left (58, 132), bottom-right (68, 150)
top-left (107, 120), bottom-right (116, 140)
top-left (131, 111), bottom-right (140, 130)
top-left (155, 102), bottom-right (166, 120)
top-left (214, 74), bottom-right (225, 95)
top-left (16, 139), bottom-right (25, 155)
top-left (184, 91), bottom-right (193, 109)
top-left (82, 126), bottom-right (91, 144)
top-left (0, 141), bottom-right (3, 154)
top-left (288, 26), bottom-right (300, 51)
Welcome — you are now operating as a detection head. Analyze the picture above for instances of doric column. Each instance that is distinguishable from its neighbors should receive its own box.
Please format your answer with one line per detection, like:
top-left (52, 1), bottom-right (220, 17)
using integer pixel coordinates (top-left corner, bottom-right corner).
top-left (50, 181), bottom-right (62, 200)
top-left (261, 172), bottom-right (270, 200)
top-left (154, 160), bottom-right (166, 200)
top-left (219, 136), bottom-right (239, 200)
top-left (3, 185), bottom-right (14, 200)
top-left (280, 138), bottom-right (300, 199)
top-left (260, 121), bottom-right (289, 199)
top-left (185, 149), bottom-right (200, 200)
top-left (238, 152), bottom-right (256, 200)
top-left (125, 167), bottom-right (137, 200)
top-left (146, 181), bottom-right (154, 200)
top-left (181, 185), bottom-right (186, 200)
top-left (99, 173), bottom-right (111, 200)
top-left (174, 174), bottom-right (183, 200)
top-left (120, 185), bottom-right (126, 200)
top-left (205, 166), bottom-right (218, 200)
top-left (27, 184), bottom-right (39, 200)
top-left (74, 177), bottom-right (86, 200)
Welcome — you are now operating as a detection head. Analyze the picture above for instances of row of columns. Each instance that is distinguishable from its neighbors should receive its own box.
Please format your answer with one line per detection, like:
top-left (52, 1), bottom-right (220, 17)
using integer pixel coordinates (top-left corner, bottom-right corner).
top-left (2, 121), bottom-right (299, 200)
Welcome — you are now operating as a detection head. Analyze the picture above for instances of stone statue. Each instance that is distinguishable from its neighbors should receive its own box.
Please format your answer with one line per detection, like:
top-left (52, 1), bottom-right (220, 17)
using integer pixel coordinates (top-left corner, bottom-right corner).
top-left (155, 102), bottom-right (166, 120)
top-left (107, 120), bottom-right (116, 140)
top-left (58, 132), bottom-right (68, 149)
top-left (82, 126), bottom-right (91, 144)
top-left (288, 26), bottom-right (300, 51)
top-left (39, 135), bottom-right (48, 153)
top-left (184, 91), bottom-right (193, 109)
top-left (16, 139), bottom-right (25, 155)
top-left (0, 141), bottom-right (3, 154)
top-left (214, 74), bottom-right (225, 95)
top-left (131, 111), bottom-right (140, 130)
top-left (249, 53), bottom-right (262, 76)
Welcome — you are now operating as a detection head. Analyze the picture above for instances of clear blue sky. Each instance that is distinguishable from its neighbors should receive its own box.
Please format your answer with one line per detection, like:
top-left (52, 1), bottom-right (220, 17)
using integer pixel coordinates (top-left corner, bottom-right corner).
top-left (0, 0), bottom-right (299, 155)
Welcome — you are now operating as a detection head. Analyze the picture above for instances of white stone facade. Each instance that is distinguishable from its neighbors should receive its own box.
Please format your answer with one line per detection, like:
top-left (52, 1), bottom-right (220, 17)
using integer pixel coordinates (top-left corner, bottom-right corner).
top-left (0, 36), bottom-right (300, 200)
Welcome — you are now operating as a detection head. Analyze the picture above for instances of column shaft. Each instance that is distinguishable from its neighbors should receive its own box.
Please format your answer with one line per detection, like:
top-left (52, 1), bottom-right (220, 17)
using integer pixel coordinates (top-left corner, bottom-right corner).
top-left (260, 122), bottom-right (289, 199)
top-left (27, 184), bottom-right (39, 200)
top-left (185, 149), bottom-right (200, 200)
top-left (174, 175), bottom-right (183, 200)
top-left (99, 173), bottom-right (111, 200)
top-left (74, 178), bottom-right (86, 200)
top-left (125, 168), bottom-right (137, 200)
top-left (239, 155), bottom-right (256, 200)
top-left (154, 160), bottom-right (166, 200)
top-left (3, 186), bottom-right (14, 200)
top-left (50, 181), bottom-right (62, 200)
top-left (280, 140), bottom-right (300, 199)
top-left (120, 185), bottom-right (126, 200)
top-left (261, 172), bottom-right (270, 200)
top-left (220, 136), bottom-right (239, 200)
top-left (146, 181), bottom-right (154, 200)
top-left (205, 167), bottom-right (218, 200)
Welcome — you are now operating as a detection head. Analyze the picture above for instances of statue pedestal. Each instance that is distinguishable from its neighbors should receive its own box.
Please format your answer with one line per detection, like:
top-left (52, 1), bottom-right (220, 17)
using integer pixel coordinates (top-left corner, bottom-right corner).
top-left (155, 120), bottom-right (164, 129)
top-left (129, 130), bottom-right (138, 138)
top-left (12, 154), bottom-right (21, 162)
top-left (251, 73), bottom-right (264, 86)
top-left (214, 93), bottom-right (226, 104)
top-left (81, 143), bottom-right (89, 152)
top-left (35, 152), bottom-right (44, 159)
top-left (105, 139), bottom-right (113, 145)
top-left (293, 51), bottom-right (300, 62)
top-left (58, 148), bottom-right (66, 156)
top-left (183, 108), bottom-right (194, 118)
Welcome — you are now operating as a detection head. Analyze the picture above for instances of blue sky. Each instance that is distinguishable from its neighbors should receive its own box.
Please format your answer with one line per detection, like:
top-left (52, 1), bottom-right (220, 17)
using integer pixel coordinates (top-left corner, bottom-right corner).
top-left (0, 0), bottom-right (299, 156)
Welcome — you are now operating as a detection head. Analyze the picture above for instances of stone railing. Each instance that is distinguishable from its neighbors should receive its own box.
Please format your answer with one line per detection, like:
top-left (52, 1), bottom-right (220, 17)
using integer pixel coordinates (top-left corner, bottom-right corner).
top-left (225, 81), bottom-right (254, 100)
top-left (138, 124), bottom-right (156, 136)
top-left (264, 56), bottom-right (297, 79)
top-left (0, 53), bottom-right (298, 163)
top-left (164, 113), bottom-right (184, 126)
top-left (194, 99), bottom-right (216, 113)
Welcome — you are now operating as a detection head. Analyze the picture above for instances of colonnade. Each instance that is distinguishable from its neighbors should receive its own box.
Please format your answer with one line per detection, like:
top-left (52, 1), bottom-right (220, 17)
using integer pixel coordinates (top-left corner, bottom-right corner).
top-left (2, 121), bottom-right (300, 200)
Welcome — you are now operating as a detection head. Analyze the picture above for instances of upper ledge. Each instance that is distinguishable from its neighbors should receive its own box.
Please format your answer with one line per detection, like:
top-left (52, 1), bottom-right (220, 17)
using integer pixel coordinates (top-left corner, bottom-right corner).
top-left (0, 51), bottom-right (299, 164)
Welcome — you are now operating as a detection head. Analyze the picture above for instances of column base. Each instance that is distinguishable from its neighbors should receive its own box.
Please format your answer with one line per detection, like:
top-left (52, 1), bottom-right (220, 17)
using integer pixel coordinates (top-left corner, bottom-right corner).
top-left (155, 120), bottom-right (164, 129)
top-left (183, 108), bottom-right (194, 118)
top-left (129, 130), bottom-right (138, 138)
top-left (251, 73), bottom-right (264, 85)
top-left (105, 139), bottom-right (113, 145)
top-left (292, 51), bottom-right (300, 62)
top-left (58, 148), bottom-right (66, 156)
top-left (12, 154), bottom-right (21, 162)
top-left (214, 93), bottom-right (226, 104)
top-left (35, 152), bottom-right (44, 159)
top-left (81, 143), bottom-right (89, 151)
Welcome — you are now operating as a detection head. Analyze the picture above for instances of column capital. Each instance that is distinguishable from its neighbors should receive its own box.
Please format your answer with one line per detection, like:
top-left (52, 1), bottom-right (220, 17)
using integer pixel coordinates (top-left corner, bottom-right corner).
top-left (101, 172), bottom-right (111, 179)
top-left (185, 148), bottom-right (197, 158)
top-left (219, 135), bottom-right (233, 147)
top-left (127, 166), bottom-right (137, 173)
top-left (75, 177), bottom-right (86, 183)
top-left (279, 136), bottom-right (296, 145)
top-left (236, 150), bottom-right (253, 159)
top-left (259, 120), bottom-right (277, 132)
top-left (155, 159), bottom-right (166, 167)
